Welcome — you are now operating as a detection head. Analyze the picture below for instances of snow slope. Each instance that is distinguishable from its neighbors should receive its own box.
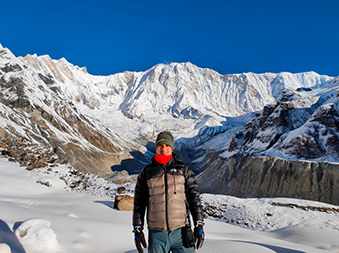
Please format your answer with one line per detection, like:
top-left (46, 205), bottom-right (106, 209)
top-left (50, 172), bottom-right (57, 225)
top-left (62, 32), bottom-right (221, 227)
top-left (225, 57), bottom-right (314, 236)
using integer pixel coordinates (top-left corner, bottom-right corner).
top-left (1, 158), bottom-right (339, 253)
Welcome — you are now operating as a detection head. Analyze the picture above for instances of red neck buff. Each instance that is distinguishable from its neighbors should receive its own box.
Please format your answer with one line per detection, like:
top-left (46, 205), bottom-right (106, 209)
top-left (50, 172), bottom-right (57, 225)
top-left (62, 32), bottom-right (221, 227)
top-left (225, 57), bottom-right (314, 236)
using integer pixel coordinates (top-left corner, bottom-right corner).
top-left (154, 154), bottom-right (173, 164)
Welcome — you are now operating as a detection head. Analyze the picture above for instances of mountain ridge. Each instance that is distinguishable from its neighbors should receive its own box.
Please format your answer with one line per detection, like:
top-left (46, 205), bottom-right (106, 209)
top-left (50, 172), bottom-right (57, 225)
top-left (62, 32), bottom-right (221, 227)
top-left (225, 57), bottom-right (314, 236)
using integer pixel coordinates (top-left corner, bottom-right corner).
top-left (0, 44), bottom-right (337, 177)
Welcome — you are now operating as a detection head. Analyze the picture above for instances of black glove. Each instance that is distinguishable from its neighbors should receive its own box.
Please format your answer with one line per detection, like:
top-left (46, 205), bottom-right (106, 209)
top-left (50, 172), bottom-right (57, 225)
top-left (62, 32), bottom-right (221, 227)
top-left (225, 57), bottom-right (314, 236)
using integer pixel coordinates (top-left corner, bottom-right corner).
top-left (194, 221), bottom-right (205, 250)
top-left (133, 225), bottom-right (147, 253)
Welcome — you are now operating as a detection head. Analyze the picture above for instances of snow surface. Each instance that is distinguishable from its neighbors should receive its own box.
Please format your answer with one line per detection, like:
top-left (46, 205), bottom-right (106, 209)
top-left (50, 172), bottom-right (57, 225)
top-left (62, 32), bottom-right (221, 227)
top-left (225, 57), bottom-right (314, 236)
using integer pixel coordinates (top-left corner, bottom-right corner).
top-left (1, 158), bottom-right (339, 253)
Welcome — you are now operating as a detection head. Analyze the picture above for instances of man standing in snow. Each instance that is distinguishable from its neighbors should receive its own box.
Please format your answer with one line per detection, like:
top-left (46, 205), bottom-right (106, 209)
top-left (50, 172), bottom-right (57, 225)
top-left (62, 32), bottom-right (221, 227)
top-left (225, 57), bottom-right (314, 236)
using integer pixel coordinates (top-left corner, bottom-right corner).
top-left (133, 131), bottom-right (205, 253)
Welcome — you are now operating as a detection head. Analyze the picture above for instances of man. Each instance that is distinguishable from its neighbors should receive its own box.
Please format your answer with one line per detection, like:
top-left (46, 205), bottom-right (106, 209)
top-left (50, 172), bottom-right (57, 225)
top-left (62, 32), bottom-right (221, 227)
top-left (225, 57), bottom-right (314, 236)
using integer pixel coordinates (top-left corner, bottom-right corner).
top-left (133, 131), bottom-right (205, 253)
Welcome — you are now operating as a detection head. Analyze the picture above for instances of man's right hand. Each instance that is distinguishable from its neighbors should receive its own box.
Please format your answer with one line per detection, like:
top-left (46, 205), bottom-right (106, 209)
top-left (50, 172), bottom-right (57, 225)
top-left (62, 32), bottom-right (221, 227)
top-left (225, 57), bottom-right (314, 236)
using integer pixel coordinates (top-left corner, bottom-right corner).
top-left (133, 225), bottom-right (147, 253)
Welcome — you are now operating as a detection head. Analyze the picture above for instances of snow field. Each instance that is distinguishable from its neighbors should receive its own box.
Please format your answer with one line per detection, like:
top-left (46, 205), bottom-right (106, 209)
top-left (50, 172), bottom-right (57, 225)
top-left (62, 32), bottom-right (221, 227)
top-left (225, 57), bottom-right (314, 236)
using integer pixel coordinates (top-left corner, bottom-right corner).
top-left (1, 158), bottom-right (339, 252)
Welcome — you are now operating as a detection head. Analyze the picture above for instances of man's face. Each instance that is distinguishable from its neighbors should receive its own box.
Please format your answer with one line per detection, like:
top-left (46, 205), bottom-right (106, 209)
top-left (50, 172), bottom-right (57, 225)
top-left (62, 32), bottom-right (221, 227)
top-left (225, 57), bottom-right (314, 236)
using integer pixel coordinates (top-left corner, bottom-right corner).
top-left (156, 144), bottom-right (173, 156)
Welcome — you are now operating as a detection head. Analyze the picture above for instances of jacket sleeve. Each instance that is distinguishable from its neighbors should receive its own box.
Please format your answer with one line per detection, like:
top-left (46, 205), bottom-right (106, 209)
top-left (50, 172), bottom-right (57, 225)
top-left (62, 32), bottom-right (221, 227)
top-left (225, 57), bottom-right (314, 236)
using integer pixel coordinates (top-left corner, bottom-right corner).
top-left (184, 165), bottom-right (204, 223)
top-left (133, 167), bottom-right (149, 229)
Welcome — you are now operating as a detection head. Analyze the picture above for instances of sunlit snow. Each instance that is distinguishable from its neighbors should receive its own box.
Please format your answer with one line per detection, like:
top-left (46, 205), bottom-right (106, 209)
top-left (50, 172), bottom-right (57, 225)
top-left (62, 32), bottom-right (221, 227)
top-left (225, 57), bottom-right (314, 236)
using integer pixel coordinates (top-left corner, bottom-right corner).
top-left (1, 158), bottom-right (339, 253)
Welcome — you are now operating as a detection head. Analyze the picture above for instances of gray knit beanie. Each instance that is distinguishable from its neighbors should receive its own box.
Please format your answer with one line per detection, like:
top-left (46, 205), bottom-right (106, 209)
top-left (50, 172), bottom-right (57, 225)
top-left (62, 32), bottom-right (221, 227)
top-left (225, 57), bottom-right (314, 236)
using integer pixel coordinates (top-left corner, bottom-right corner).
top-left (155, 131), bottom-right (174, 149)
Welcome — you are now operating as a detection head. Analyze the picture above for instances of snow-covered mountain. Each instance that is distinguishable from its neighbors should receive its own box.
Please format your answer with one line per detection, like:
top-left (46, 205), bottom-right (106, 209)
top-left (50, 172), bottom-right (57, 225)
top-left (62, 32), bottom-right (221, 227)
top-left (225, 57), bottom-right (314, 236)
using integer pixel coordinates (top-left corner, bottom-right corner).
top-left (17, 51), bottom-right (332, 142)
top-left (0, 43), bottom-right (338, 178)
top-left (233, 81), bottom-right (339, 159)
top-left (194, 77), bottom-right (339, 164)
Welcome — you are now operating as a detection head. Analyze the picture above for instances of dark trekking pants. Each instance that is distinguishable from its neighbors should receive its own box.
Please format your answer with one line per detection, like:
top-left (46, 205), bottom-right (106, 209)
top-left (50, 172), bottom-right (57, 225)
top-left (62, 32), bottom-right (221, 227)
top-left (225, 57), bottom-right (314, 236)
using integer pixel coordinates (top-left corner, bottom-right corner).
top-left (148, 228), bottom-right (195, 253)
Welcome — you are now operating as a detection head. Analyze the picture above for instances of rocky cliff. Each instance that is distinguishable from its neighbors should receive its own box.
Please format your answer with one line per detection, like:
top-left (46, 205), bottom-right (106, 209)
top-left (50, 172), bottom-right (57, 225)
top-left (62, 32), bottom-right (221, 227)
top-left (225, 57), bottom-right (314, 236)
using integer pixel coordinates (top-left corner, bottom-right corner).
top-left (197, 155), bottom-right (339, 205)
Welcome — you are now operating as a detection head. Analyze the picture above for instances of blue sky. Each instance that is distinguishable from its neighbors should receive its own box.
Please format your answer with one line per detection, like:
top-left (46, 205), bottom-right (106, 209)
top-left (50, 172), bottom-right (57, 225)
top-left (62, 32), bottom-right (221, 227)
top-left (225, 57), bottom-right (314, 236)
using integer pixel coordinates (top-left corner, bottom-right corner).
top-left (1, 0), bottom-right (338, 76)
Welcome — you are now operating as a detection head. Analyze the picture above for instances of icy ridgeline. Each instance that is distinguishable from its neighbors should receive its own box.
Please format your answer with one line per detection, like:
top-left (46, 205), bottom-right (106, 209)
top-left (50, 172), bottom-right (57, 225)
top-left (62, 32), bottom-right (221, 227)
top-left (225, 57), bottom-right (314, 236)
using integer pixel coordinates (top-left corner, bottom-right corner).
top-left (0, 43), bottom-right (335, 176)
top-left (1, 158), bottom-right (339, 253)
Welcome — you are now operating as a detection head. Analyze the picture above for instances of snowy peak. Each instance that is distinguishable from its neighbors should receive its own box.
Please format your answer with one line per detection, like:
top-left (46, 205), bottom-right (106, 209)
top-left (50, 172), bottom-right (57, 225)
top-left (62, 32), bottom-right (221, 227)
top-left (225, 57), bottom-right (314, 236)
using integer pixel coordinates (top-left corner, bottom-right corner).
top-left (18, 53), bottom-right (88, 84)
top-left (0, 45), bottom-right (23, 68)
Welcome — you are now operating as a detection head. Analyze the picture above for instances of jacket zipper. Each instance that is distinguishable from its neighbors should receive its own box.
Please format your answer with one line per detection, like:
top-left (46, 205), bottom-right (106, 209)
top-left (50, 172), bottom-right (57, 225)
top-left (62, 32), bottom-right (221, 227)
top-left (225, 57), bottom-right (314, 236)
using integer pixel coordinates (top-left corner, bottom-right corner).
top-left (174, 175), bottom-right (176, 194)
top-left (164, 165), bottom-right (170, 231)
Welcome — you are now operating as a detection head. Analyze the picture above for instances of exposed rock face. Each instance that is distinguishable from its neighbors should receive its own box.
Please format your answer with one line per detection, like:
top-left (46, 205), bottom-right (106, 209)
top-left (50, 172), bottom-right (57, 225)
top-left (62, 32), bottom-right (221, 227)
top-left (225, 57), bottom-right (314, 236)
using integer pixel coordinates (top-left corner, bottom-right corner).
top-left (198, 155), bottom-right (339, 205)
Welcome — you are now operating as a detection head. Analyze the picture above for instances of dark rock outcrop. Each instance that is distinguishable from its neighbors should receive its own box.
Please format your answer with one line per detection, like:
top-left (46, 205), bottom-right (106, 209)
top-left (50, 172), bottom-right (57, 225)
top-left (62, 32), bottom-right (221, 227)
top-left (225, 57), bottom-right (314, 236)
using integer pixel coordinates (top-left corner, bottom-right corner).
top-left (198, 155), bottom-right (339, 205)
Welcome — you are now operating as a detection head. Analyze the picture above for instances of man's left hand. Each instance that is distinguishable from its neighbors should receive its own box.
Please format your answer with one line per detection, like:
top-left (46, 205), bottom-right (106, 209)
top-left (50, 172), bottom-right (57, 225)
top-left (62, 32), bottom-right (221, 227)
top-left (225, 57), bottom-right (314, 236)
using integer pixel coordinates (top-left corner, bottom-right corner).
top-left (194, 221), bottom-right (205, 250)
top-left (133, 225), bottom-right (147, 253)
